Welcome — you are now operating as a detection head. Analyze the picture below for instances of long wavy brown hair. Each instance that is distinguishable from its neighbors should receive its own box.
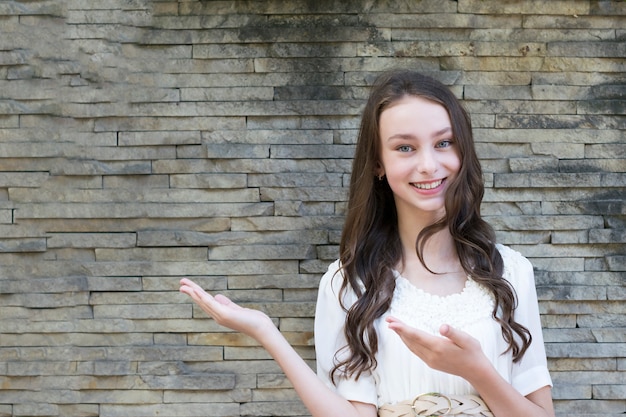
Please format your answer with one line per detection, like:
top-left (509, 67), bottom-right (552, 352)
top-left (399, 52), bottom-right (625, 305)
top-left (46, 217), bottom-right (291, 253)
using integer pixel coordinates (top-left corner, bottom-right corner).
top-left (332, 70), bottom-right (532, 382)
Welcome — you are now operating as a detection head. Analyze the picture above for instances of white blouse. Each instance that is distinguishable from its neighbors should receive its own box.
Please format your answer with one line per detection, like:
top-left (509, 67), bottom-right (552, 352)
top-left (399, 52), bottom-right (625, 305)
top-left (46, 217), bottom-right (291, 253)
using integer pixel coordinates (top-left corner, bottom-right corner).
top-left (314, 244), bottom-right (552, 407)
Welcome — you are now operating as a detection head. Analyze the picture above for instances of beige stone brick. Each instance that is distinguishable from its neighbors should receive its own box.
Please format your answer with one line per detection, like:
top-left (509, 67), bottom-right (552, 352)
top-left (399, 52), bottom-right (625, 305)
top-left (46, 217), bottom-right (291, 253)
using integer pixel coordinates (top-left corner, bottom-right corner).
top-left (13, 402), bottom-right (59, 416)
top-left (83, 259), bottom-right (299, 277)
top-left (466, 99), bottom-right (576, 116)
top-left (466, 85), bottom-right (533, 100)
top-left (15, 202), bottom-right (273, 219)
top-left (531, 142), bottom-right (586, 159)
top-left (100, 402), bottom-right (240, 417)
top-left (163, 387), bottom-right (253, 403)
top-left (94, 116), bottom-right (246, 132)
top-left (240, 400), bottom-right (308, 417)
top-left (458, 0), bottom-right (589, 15)
top-left (441, 56), bottom-right (544, 71)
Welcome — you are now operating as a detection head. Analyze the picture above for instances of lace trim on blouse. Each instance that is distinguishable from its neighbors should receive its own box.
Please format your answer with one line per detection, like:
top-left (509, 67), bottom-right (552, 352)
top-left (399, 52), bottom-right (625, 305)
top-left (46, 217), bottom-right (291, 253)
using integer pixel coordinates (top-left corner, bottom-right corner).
top-left (390, 274), bottom-right (495, 334)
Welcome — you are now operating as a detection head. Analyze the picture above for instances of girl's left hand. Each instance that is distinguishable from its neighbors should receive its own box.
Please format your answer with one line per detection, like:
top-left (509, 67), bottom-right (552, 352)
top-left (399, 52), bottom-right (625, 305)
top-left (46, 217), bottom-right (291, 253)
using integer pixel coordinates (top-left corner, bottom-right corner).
top-left (386, 316), bottom-right (490, 378)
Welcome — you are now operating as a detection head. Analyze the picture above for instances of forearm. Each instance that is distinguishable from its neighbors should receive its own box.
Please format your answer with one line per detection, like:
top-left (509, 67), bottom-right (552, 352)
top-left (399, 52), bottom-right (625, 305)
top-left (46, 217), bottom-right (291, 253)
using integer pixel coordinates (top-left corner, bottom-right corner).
top-left (468, 363), bottom-right (554, 417)
top-left (259, 325), bottom-right (371, 417)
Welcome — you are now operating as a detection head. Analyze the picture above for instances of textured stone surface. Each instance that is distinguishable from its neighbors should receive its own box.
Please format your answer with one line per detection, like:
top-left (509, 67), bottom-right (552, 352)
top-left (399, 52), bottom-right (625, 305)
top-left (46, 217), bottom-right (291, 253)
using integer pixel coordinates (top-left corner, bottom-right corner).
top-left (0, 1), bottom-right (623, 416)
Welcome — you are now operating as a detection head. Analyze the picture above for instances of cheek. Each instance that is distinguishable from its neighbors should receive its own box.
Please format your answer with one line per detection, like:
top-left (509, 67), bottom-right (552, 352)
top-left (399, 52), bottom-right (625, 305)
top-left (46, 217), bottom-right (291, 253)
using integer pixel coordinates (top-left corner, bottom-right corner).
top-left (446, 153), bottom-right (462, 173)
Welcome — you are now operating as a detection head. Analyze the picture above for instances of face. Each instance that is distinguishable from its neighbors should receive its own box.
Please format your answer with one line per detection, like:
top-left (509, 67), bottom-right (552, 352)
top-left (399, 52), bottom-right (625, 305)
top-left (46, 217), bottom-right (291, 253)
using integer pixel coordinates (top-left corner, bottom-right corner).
top-left (377, 95), bottom-right (461, 222)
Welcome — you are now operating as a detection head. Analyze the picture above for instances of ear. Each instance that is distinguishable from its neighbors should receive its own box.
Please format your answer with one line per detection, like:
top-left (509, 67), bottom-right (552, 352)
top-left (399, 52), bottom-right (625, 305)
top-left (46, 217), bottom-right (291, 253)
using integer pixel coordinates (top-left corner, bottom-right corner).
top-left (374, 161), bottom-right (385, 179)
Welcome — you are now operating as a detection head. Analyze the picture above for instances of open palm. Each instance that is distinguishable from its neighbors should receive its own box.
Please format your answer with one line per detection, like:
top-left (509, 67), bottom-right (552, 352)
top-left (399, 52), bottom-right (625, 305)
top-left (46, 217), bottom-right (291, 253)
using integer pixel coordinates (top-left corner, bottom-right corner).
top-left (179, 278), bottom-right (274, 340)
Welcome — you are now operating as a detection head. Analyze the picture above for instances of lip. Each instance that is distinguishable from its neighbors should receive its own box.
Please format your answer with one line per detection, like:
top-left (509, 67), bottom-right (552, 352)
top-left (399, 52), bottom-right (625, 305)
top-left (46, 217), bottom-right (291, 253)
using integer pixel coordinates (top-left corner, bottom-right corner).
top-left (410, 178), bottom-right (446, 193)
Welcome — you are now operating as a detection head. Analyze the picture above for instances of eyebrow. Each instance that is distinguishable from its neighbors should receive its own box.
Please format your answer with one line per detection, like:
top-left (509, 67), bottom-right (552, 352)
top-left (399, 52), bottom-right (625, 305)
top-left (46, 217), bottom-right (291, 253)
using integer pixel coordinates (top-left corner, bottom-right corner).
top-left (386, 126), bottom-right (452, 141)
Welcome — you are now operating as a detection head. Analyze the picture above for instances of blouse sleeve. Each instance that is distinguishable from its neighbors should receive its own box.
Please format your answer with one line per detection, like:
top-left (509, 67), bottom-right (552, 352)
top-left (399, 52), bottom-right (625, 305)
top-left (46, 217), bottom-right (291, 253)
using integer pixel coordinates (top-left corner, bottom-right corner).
top-left (314, 260), bottom-right (378, 406)
top-left (499, 245), bottom-right (553, 396)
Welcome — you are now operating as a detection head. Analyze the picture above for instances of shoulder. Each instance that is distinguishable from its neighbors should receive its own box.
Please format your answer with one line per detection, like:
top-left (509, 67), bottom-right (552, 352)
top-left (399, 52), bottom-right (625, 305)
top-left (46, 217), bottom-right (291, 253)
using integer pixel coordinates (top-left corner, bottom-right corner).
top-left (319, 259), bottom-right (342, 289)
top-left (496, 243), bottom-right (535, 288)
top-left (318, 259), bottom-right (360, 307)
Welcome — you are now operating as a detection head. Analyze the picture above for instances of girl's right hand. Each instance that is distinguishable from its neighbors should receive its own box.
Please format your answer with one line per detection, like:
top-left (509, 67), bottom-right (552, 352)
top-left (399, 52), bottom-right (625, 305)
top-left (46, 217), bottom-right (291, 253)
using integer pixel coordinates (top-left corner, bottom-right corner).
top-left (179, 278), bottom-right (275, 341)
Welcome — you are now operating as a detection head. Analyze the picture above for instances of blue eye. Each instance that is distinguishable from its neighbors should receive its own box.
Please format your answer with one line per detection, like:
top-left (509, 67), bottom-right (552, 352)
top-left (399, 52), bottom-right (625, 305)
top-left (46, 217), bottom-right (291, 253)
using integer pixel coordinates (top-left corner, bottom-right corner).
top-left (436, 140), bottom-right (453, 148)
top-left (397, 145), bottom-right (413, 152)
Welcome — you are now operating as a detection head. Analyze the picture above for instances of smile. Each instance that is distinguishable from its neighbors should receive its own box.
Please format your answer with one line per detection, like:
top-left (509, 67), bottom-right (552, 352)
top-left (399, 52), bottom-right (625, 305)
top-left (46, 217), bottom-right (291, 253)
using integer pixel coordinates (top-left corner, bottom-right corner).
top-left (411, 179), bottom-right (444, 190)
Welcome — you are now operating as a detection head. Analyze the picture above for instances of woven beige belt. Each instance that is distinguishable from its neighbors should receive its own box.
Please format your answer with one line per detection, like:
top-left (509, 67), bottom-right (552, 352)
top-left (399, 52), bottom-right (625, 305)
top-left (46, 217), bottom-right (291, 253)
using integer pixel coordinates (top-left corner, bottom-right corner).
top-left (378, 392), bottom-right (493, 417)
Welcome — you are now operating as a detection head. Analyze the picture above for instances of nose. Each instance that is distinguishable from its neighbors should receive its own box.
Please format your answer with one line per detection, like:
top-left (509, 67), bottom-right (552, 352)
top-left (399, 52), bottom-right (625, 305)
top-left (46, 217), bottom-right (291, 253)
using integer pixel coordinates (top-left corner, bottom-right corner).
top-left (415, 148), bottom-right (437, 174)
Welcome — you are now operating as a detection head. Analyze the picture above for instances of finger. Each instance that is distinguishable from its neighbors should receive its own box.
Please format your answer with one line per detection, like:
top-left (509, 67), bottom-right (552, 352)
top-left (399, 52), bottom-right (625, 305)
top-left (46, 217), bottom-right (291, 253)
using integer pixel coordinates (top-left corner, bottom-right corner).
top-left (385, 315), bottom-right (409, 332)
top-left (386, 317), bottom-right (435, 352)
top-left (179, 279), bottom-right (219, 310)
top-left (179, 278), bottom-right (202, 294)
top-left (439, 324), bottom-right (479, 350)
top-left (179, 279), bottom-right (214, 302)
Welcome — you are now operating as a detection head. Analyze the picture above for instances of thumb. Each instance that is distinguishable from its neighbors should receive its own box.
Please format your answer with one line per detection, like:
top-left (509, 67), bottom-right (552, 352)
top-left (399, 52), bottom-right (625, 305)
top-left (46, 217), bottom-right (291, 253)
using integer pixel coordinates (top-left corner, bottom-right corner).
top-left (439, 324), bottom-right (467, 345)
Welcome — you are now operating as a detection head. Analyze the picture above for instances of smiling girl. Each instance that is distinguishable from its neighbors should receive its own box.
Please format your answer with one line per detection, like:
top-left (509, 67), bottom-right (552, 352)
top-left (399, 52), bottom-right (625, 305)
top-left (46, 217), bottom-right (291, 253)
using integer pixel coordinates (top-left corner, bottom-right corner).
top-left (179, 70), bottom-right (554, 417)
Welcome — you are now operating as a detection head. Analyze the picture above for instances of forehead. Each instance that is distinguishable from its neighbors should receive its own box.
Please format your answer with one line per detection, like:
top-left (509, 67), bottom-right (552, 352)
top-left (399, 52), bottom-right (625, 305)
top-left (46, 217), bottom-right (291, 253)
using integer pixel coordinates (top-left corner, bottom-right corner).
top-left (379, 96), bottom-right (451, 133)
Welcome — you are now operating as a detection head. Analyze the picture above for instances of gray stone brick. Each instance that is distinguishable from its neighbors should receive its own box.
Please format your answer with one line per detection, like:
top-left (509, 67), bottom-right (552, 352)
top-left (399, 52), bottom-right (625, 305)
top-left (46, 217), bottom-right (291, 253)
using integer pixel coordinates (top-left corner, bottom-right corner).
top-left (204, 129), bottom-right (334, 145)
top-left (118, 131), bottom-right (202, 146)
top-left (209, 244), bottom-right (315, 260)
top-left (542, 200), bottom-right (624, 215)
top-left (95, 247), bottom-right (207, 262)
top-left (467, 99), bottom-right (577, 117)
top-left (274, 201), bottom-right (336, 216)
top-left (205, 143), bottom-right (269, 159)
top-left (593, 384), bottom-right (626, 400)
top-left (508, 157), bottom-right (559, 173)
top-left (47, 233), bottom-right (136, 249)
top-left (227, 274), bottom-right (321, 290)
top-left (530, 257), bottom-right (586, 272)
top-left (94, 116), bottom-right (246, 132)
top-left (442, 56), bottom-right (545, 72)
top-left (225, 346), bottom-right (272, 360)
top-left (0, 237), bottom-right (46, 252)
top-left (535, 271), bottom-right (624, 287)
top-left (552, 382), bottom-right (592, 399)
top-left (585, 144), bottom-right (626, 159)
top-left (137, 229), bottom-right (328, 248)
top-left (231, 216), bottom-right (344, 232)
top-left (181, 86), bottom-right (274, 101)
top-left (488, 215), bottom-right (605, 231)
top-left (260, 186), bottom-right (348, 203)
top-left (551, 230), bottom-right (590, 244)
top-left (13, 402), bottom-right (59, 416)
top-left (537, 285), bottom-right (607, 301)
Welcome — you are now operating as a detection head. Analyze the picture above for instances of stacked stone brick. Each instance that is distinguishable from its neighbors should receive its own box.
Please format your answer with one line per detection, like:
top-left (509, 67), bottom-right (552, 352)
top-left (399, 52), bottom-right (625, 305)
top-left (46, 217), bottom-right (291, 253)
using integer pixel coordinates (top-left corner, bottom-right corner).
top-left (0, 1), bottom-right (624, 416)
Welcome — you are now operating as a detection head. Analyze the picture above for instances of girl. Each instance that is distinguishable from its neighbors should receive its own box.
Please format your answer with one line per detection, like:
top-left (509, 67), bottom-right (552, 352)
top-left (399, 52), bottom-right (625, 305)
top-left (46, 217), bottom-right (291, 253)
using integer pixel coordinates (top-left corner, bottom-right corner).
top-left (180, 70), bottom-right (554, 417)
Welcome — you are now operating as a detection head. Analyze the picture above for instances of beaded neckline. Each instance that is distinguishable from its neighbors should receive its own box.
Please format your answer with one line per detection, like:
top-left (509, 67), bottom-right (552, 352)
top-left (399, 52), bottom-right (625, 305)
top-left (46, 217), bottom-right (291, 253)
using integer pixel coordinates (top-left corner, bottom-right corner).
top-left (390, 274), bottom-right (495, 333)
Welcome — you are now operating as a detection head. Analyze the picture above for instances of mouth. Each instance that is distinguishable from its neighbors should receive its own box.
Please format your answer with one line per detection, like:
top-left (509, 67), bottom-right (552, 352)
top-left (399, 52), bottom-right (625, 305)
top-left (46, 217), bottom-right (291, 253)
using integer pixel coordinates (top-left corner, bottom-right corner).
top-left (411, 178), bottom-right (445, 190)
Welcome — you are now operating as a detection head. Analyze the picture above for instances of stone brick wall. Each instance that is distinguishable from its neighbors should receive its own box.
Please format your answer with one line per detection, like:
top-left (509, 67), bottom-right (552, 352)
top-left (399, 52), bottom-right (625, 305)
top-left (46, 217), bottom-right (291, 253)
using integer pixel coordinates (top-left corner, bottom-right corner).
top-left (0, 1), bottom-right (624, 416)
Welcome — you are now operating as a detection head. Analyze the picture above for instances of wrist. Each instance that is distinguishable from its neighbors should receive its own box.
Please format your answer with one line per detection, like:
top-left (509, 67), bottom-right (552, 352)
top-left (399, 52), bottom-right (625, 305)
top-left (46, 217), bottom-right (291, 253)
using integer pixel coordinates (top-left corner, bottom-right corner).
top-left (254, 317), bottom-right (282, 346)
top-left (464, 357), bottom-right (499, 389)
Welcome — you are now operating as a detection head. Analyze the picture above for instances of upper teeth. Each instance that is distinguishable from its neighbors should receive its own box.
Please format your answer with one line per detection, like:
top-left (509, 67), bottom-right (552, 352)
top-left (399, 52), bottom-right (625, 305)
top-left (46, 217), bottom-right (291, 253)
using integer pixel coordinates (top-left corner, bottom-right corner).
top-left (413, 179), bottom-right (443, 189)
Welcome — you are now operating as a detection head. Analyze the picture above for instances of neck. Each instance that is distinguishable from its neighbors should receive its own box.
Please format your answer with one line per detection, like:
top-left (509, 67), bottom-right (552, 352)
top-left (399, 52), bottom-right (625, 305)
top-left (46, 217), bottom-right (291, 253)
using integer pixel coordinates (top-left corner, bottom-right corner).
top-left (397, 216), bottom-right (460, 275)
